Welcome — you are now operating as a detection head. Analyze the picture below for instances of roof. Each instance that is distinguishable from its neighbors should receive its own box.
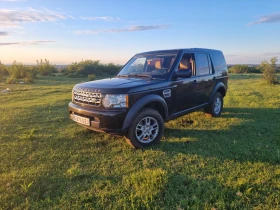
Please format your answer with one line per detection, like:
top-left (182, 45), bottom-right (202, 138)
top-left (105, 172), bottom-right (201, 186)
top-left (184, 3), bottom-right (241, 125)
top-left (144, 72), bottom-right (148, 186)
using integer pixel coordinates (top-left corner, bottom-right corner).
top-left (137, 48), bottom-right (220, 55)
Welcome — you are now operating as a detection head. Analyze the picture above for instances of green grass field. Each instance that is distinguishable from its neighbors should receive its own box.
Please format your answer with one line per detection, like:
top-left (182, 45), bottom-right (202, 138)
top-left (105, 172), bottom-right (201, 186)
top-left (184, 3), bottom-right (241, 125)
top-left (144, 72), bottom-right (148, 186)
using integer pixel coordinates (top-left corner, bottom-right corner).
top-left (0, 74), bottom-right (279, 209)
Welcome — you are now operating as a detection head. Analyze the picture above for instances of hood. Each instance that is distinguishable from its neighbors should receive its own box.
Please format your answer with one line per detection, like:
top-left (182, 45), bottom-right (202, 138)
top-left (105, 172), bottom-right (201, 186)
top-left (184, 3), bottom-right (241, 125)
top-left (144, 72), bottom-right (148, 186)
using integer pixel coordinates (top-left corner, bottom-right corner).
top-left (74, 77), bottom-right (168, 94)
top-left (79, 78), bottom-right (147, 87)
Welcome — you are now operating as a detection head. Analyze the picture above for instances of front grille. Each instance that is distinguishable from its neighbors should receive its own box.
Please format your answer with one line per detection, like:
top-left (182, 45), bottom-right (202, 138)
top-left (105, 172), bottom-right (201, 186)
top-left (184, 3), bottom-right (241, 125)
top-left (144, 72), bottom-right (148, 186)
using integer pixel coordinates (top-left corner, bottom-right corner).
top-left (73, 90), bottom-right (102, 106)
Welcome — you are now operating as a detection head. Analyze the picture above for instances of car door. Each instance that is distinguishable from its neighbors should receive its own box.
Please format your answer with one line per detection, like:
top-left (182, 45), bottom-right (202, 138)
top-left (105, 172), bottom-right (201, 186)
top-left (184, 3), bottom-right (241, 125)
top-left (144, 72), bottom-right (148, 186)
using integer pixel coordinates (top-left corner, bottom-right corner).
top-left (171, 53), bottom-right (200, 113)
top-left (194, 53), bottom-right (215, 104)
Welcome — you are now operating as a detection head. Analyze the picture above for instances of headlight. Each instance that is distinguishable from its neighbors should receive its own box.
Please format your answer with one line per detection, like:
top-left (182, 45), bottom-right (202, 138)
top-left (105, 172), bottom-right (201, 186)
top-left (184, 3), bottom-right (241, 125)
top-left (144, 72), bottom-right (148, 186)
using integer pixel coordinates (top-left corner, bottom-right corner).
top-left (102, 94), bottom-right (128, 108)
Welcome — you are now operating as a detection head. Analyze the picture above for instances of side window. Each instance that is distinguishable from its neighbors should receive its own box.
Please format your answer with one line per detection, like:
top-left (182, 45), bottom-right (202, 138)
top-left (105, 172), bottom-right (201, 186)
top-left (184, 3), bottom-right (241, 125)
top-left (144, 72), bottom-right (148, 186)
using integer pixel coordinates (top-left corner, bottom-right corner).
top-left (196, 53), bottom-right (210, 76)
top-left (177, 53), bottom-right (195, 76)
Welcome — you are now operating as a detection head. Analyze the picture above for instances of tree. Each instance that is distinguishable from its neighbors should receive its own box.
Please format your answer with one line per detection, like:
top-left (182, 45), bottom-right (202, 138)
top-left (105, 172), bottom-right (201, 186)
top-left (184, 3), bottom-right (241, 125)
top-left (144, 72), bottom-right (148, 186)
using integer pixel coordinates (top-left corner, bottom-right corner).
top-left (259, 57), bottom-right (278, 84)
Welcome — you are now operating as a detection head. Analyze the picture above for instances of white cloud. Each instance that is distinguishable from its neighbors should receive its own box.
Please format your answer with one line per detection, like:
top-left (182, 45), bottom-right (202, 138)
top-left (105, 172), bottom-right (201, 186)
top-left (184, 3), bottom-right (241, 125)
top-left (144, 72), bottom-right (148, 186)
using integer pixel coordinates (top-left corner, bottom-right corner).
top-left (0, 31), bottom-right (9, 36)
top-left (0, 8), bottom-right (67, 28)
top-left (0, 40), bottom-right (55, 46)
top-left (249, 13), bottom-right (280, 25)
top-left (81, 16), bottom-right (121, 21)
top-left (74, 25), bottom-right (170, 35)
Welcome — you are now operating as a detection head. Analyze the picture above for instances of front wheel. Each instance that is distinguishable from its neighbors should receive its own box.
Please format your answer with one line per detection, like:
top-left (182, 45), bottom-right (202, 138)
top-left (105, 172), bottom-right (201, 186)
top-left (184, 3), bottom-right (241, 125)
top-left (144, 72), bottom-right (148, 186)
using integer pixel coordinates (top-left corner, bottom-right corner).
top-left (204, 92), bottom-right (223, 117)
top-left (125, 108), bottom-right (164, 148)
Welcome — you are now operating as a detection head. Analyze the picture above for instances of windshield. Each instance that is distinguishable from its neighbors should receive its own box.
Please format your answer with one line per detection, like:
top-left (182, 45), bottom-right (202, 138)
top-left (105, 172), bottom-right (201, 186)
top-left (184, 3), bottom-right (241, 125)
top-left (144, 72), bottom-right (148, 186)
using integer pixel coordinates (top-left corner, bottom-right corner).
top-left (117, 53), bottom-right (177, 79)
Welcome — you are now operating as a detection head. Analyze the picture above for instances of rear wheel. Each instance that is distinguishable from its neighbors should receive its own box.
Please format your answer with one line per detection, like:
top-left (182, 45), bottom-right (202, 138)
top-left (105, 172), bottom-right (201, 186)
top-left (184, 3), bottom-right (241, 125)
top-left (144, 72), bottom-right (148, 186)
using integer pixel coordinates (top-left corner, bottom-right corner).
top-left (204, 92), bottom-right (223, 117)
top-left (125, 108), bottom-right (164, 148)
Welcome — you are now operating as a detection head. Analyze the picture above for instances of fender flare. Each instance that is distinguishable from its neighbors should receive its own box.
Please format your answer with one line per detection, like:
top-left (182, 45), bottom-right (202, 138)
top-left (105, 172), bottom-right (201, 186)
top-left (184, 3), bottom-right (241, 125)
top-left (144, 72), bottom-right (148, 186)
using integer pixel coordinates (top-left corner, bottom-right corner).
top-left (122, 94), bottom-right (168, 130)
top-left (209, 82), bottom-right (226, 103)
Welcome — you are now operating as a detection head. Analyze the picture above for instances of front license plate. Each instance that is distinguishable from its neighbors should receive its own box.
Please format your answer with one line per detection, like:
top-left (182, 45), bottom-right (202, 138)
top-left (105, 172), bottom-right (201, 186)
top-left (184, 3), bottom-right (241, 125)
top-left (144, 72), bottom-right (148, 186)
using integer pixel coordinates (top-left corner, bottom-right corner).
top-left (71, 114), bottom-right (90, 126)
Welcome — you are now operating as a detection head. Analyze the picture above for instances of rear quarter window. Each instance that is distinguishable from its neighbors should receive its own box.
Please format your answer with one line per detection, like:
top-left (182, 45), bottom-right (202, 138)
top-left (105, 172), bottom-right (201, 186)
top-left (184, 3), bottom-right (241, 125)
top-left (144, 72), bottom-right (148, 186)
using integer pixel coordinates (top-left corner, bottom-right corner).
top-left (211, 51), bottom-right (227, 72)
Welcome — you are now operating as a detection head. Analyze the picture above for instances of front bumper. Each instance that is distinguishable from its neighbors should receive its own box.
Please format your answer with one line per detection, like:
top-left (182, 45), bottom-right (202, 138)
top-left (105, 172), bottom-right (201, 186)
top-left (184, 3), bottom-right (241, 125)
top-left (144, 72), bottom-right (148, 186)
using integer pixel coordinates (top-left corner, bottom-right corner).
top-left (68, 102), bottom-right (128, 135)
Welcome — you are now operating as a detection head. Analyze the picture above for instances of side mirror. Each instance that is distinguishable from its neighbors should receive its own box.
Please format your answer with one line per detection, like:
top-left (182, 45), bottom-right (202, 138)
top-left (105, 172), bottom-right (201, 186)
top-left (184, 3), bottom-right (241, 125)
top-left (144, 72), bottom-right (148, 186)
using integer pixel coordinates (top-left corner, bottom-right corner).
top-left (173, 69), bottom-right (192, 79)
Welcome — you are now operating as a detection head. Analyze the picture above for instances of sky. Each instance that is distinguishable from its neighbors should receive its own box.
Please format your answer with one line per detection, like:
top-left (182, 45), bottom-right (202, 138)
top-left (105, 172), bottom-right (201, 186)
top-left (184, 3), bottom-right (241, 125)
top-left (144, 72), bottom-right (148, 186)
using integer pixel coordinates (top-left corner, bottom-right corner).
top-left (0, 0), bottom-right (280, 65)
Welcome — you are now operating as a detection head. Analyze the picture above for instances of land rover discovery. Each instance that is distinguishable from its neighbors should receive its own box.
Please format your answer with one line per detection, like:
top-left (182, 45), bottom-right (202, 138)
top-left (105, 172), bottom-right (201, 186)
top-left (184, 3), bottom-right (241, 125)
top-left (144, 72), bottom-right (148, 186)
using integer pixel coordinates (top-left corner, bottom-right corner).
top-left (68, 48), bottom-right (228, 148)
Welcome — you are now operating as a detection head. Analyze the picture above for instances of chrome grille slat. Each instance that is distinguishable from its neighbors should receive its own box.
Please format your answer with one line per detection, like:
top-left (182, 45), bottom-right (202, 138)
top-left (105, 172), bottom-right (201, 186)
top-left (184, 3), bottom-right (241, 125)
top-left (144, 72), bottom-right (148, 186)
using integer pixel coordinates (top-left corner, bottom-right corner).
top-left (73, 90), bottom-right (101, 106)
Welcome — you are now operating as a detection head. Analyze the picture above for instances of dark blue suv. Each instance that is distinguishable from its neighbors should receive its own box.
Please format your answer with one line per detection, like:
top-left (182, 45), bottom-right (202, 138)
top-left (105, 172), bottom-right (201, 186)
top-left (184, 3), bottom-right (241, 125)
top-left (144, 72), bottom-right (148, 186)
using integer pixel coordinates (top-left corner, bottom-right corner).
top-left (69, 48), bottom-right (228, 148)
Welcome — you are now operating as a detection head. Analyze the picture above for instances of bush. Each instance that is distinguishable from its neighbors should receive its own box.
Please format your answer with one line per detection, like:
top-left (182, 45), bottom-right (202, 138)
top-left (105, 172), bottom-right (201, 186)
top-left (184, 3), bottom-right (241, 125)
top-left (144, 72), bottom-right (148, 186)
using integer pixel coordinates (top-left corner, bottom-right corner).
top-left (6, 61), bottom-right (37, 83)
top-left (228, 65), bottom-right (249, 74)
top-left (259, 57), bottom-right (279, 84)
top-left (0, 61), bottom-right (8, 78)
top-left (229, 65), bottom-right (262, 74)
top-left (276, 66), bottom-right (280, 73)
top-left (36, 59), bottom-right (57, 76)
top-left (6, 77), bottom-right (17, 84)
top-left (23, 76), bottom-right (33, 83)
top-left (67, 72), bottom-right (84, 78)
top-left (26, 66), bottom-right (38, 79)
top-left (66, 60), bottom-right (121, 77)
top-left (88, 74), bottom-right (96, 81)
top-left (247, 67), bottom-right (262, 74)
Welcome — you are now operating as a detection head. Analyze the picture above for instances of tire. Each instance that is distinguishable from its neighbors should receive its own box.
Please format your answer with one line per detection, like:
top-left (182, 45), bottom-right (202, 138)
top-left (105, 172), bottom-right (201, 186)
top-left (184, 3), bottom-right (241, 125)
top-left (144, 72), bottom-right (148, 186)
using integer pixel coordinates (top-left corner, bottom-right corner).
top-left (204, 92), bottom-right (223, 117)
top-left (125, 108), bottom-right (164, 148)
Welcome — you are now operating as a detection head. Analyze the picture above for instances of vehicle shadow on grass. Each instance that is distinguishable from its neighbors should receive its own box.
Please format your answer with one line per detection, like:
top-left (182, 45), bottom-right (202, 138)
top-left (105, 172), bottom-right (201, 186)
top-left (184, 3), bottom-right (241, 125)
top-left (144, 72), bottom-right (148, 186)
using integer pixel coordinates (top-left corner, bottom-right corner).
top-left (156, 107), bottom-right (280, 165)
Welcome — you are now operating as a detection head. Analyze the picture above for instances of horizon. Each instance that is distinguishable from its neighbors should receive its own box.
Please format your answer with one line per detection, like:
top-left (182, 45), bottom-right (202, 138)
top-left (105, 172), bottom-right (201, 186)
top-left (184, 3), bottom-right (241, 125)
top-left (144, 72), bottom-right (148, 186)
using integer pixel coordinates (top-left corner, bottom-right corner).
top-left (1, 0), bottom-right (280, 65)
top-left (3, 62), bottom-right (279, 68)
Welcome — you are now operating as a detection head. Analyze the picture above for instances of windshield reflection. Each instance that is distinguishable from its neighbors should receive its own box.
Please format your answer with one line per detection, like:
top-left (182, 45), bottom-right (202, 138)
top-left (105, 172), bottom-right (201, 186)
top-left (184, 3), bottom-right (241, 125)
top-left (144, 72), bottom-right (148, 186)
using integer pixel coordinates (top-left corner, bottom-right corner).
top-left (118, 53), bottom-right (177, 79)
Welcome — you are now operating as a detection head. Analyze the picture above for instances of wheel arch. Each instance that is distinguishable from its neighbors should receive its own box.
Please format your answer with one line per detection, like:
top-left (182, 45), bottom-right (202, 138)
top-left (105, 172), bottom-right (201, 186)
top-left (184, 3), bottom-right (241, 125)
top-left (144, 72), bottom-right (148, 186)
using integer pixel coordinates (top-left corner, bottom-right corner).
top-left (122, 94), bottom-right (168, 130)
top-left (209, 82), bottom-right (226, 103)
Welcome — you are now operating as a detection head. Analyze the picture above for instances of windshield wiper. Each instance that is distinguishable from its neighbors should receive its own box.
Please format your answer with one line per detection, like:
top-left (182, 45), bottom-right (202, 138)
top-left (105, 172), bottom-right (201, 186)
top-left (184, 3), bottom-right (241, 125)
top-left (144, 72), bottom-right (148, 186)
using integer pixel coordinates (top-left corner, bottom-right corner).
top-left (129, 74), bottom-right (152, 78)
top-left (117, 74), bottom-right (152, 78)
